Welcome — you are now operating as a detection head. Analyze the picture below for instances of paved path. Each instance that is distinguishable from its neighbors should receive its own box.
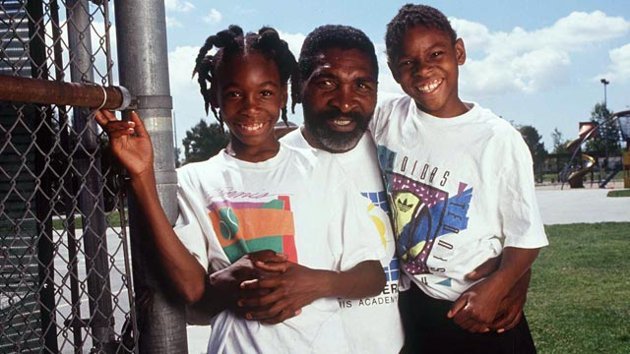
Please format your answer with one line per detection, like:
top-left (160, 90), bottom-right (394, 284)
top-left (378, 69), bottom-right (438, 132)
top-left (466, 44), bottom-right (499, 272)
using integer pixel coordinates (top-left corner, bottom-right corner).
top-left (536, 188), bottom-right (630, 225)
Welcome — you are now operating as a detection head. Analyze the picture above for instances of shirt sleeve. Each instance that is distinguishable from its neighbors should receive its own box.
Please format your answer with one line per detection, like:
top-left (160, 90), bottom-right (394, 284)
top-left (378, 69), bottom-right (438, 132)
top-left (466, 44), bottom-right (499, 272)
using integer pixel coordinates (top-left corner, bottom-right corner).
top-left (369, 100), bottom-right (387, 143)
top-left (173, 177), bottom-right (211, 272)
top-left (498, 130), bottom-right (549, 249)
top-left (329, 172), bottom-right (387, 271)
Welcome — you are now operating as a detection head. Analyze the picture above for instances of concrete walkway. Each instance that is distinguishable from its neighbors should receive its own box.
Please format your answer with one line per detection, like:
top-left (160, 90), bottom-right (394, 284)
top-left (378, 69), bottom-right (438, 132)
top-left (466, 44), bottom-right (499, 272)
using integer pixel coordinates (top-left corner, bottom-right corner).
top-left (536, 188), bottom-right (630, 225)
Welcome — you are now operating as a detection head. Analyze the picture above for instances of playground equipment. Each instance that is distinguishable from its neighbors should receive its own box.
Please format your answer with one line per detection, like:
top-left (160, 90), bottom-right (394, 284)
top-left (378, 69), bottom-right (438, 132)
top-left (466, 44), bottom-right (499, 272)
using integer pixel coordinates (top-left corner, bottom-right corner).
top-left (561, 122), bottom-right (597, 188)
top-left (561, 110), bottom-right (630, 189)
top-left (617, 111), bottom-right (630, 188)
top-left (568, 154), bottom-right (596, 188)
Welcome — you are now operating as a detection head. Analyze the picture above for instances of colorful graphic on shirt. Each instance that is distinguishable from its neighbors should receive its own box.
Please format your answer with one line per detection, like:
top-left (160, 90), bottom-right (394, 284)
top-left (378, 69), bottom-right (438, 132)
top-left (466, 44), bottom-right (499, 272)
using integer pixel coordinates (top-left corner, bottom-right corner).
top-left (377, 145), bottom-right (472, 278)
top-left (362, 191), bottom-right (400, 283)
top-left (337, 191), bottom-right (400, 310)
top-left (391, 173), bottom-right (472, 275)
top-left (207, 196), bottom-right (297, 263)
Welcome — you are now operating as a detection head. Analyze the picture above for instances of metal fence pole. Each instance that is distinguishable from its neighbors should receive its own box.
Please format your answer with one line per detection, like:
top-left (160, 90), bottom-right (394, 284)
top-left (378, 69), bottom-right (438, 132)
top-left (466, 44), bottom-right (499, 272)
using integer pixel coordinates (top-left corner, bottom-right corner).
top-left (113, 1), bottom-right (185, 353)
top-left (25, 1), bottom-right (59, 351)
top-left (66, 0), bottom-right (116, 350)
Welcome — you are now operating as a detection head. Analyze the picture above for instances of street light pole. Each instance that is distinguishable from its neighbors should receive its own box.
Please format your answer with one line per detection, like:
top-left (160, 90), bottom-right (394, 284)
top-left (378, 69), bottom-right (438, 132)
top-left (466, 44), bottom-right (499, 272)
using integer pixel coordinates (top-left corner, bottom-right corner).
top-left (600, 78), bottom-right (610, 108)
top-left (599, 78), bottom-right (611, 175)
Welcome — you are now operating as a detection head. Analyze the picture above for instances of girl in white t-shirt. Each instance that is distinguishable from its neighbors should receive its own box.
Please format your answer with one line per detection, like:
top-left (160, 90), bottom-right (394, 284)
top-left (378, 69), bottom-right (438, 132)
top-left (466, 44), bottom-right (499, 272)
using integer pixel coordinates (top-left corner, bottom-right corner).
top-left (95, 25), bottom-right (385, 353)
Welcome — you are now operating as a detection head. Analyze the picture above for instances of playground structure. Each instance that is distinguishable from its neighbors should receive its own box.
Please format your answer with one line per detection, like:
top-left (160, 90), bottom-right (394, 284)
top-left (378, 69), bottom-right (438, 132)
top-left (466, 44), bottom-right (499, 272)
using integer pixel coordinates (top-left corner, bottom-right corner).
top-left (560, 110), bottom-right (630, 189)
top-left (563, 122), bottom-right (597, 188)
top-left (619, 111), bottom-right (630, 188)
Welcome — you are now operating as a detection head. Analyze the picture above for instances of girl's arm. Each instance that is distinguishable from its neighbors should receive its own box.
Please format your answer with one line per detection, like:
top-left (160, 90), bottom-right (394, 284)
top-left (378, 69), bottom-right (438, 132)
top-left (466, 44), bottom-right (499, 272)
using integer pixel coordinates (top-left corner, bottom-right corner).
top-left (95, 110), bottom-right (205, 303)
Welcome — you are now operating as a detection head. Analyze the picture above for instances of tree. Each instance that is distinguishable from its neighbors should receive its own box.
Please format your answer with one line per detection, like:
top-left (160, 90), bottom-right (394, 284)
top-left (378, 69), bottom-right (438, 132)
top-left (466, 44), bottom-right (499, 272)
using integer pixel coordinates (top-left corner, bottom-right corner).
top-left (182, 119), bottom-right (230, 164)
top-left (518, 125), bottom-right (547, 179)
top-left (551, 127), bottom-right (570, 154)
top-left (585, 103), bottom-right (621, 156)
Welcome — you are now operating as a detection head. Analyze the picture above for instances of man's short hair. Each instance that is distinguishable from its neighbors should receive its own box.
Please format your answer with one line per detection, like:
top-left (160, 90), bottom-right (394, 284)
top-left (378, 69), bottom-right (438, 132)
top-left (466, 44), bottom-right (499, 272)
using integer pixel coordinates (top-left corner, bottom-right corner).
top-left (298, 24), bottom-right (378, 81)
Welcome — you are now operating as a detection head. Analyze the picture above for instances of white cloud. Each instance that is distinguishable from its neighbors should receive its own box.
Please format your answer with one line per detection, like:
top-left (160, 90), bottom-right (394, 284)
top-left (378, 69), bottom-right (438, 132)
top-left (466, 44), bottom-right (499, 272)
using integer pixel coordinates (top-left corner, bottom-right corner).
top-left (164, 0), bottom-right (195, 12)
top-left (168, 46), bottom-right (207, 139)
top-left (451, 11), bottom-right (630, 97)
top-left (449, 18), bottom-right (491, 55)
top-left (277, 30), bottom-right (305, 60)
top-left (168, 45), bottom-right (201, 102)
top-left (166, 16), bottom-right (183, 28)
top-left (203, 9), bottom-right (223, 25)
top-left (374, 43), bottom-right (404, 102)
top-left (462, 48), bottom-right (571, 96)
top-left (596, 43), bottom-right (630, 83)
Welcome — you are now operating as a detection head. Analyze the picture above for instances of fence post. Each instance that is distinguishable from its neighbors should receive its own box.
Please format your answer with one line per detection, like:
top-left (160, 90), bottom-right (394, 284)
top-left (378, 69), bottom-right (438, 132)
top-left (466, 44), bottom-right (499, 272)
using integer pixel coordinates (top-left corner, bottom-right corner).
top-left (113, 1), bottom-right (186, 353)
top-left (66, 0), bottom-right (117, 350)
top-left (25, 0), bottom-right (59, 351)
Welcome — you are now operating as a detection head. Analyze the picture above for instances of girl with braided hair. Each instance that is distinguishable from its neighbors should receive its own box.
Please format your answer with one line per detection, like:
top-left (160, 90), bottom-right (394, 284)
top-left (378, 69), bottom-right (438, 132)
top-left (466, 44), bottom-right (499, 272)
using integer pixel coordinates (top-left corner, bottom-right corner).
top-left (95, 25), bottom-right (385, 353)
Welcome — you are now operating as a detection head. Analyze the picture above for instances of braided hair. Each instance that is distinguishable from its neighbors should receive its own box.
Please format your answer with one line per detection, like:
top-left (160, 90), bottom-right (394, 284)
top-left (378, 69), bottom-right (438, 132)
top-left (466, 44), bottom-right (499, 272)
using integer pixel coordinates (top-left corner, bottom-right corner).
top-left (292, 25), bottom-right (378, 112)
top-left (193, 25), bottom-right (298, 126)
top-left (385, 4), bottom-right (457, 63)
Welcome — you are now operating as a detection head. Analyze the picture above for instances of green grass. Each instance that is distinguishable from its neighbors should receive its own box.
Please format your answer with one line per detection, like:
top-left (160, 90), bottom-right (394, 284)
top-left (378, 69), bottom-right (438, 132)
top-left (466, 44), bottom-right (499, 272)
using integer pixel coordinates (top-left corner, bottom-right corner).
top-left (607, 189), bottom-right (630, 197)
top-left (527, 223), bottom-right (630, 353)
top-left (52, 211), bottom-right (125, 230)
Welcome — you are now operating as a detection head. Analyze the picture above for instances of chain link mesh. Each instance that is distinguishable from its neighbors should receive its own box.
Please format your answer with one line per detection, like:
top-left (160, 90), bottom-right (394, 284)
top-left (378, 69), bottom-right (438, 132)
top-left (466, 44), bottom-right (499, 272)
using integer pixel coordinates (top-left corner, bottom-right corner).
top-left (1, 1), bottom-right (137, 352)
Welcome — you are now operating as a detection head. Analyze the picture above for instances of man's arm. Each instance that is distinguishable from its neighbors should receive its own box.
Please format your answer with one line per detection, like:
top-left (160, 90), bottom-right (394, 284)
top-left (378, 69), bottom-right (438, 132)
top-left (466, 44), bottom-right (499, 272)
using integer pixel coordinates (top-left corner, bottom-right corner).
top-left (448, 247), bottom-right (540, 333)
top-left (493, 269), bottom-right (530, 333)
top-left (237, 260), bottom-right (385, 324)
top-left (465, 256), bottom-right (532, 332)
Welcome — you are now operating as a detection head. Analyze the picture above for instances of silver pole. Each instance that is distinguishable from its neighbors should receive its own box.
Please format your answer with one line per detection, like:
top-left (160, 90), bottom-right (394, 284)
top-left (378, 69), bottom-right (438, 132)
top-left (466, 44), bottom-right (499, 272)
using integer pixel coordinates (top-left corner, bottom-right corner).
top-left (66, 0), bottom-right (116, 350)
top-left (113, 1), bottom-right (186, 353)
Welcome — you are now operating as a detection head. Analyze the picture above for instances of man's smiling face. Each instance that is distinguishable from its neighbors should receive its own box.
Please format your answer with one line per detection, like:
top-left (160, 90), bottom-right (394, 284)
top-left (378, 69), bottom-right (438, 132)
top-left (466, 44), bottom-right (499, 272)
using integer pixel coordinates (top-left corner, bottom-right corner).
top-left (300, 47), bottom-right (378, 153)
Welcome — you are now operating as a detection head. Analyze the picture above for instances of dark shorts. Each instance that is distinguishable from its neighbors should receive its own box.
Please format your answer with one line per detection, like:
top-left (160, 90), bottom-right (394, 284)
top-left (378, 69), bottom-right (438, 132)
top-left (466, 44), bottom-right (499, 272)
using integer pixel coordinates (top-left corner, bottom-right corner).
top-left (399, 283), bottom-right (536, 354)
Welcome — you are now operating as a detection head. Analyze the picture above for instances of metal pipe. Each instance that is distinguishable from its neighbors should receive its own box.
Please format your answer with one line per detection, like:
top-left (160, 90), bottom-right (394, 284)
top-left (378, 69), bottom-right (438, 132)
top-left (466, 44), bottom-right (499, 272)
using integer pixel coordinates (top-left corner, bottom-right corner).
top-left (0, 75), bottom-right (131, 110)
top-left (26, 1), bottom-right (59, 351)
top-left (114, 1), bottom-right (185, 353)
top-left (66, 0), bottom-right (116, 350)
top-left (50, 1), bottom-right (84, 351)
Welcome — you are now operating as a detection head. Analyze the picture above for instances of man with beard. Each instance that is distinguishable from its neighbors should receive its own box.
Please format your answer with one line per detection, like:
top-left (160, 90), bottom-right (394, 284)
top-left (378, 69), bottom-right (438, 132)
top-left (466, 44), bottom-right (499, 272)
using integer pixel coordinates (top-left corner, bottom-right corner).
top-left (281, 25), bottom-right (405, 354)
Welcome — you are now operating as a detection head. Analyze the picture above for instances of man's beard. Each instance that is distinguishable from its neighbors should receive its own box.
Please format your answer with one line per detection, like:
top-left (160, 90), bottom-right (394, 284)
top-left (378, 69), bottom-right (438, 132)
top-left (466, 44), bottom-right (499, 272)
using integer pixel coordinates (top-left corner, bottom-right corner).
top-left (303, 107), bottom-right (370, 153)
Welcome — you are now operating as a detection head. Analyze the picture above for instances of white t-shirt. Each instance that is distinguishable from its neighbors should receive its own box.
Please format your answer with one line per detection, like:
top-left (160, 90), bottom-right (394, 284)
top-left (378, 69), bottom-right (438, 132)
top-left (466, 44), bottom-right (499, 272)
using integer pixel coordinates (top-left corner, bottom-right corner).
top-left (174, 145), bottom-right (385, 354)
top-left (371, 96), bottom-right (549, 301)
top-left (282, 130), bottom-right (404, 354)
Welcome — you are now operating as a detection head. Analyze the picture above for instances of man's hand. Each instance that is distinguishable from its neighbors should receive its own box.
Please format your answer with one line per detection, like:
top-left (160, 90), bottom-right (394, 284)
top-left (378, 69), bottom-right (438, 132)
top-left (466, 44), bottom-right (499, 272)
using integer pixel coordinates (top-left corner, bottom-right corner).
top-left (192, 250), bottom-right (288, 317)
top-left (492, 270), bottom-right (530, 333)
top-left (447, 275), bottom-right (506, 333)
top-left (459, 254), bottom-right (534, 333)
top-left (237, 262), bottom-right (329, 324)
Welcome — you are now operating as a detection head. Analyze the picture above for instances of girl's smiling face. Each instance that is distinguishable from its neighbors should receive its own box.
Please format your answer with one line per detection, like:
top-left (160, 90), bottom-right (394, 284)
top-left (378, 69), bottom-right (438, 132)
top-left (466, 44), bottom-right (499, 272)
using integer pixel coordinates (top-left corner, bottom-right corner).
top-left (214, 52), bottom-right (287, 161)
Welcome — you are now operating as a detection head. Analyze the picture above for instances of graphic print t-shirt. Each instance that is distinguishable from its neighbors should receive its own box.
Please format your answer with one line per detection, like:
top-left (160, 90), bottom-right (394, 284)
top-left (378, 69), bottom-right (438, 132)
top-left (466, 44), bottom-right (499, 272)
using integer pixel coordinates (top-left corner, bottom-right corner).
top-left (174, 146), bottom-right (385, 353)
top-left (282, 130), bottom-right (404, 354)
top-left (371, 96), bottom-right (548, 301)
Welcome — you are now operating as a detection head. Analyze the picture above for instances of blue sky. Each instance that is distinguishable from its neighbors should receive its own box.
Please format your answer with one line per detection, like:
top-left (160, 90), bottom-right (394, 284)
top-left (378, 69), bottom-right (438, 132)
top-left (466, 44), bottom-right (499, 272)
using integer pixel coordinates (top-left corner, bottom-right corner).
top-left (162, 0), bottom-right (630, 149)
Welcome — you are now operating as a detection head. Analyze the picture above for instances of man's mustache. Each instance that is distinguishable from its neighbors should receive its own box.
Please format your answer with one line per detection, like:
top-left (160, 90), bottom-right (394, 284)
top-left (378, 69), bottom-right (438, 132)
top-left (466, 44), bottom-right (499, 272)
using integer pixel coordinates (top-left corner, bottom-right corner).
top-left (317, 108), bottom-right (366, 123)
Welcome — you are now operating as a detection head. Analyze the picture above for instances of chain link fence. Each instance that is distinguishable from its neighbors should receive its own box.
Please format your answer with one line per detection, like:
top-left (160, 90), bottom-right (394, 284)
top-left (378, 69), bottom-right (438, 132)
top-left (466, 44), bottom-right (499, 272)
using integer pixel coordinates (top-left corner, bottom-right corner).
top-left (1, 0), bottom-right (137, 352)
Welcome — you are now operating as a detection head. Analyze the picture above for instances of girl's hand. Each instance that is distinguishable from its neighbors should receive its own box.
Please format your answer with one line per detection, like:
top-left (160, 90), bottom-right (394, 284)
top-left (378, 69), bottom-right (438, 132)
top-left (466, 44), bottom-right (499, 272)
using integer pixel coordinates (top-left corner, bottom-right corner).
top-left (94, 110), bottom-right (154, 178)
